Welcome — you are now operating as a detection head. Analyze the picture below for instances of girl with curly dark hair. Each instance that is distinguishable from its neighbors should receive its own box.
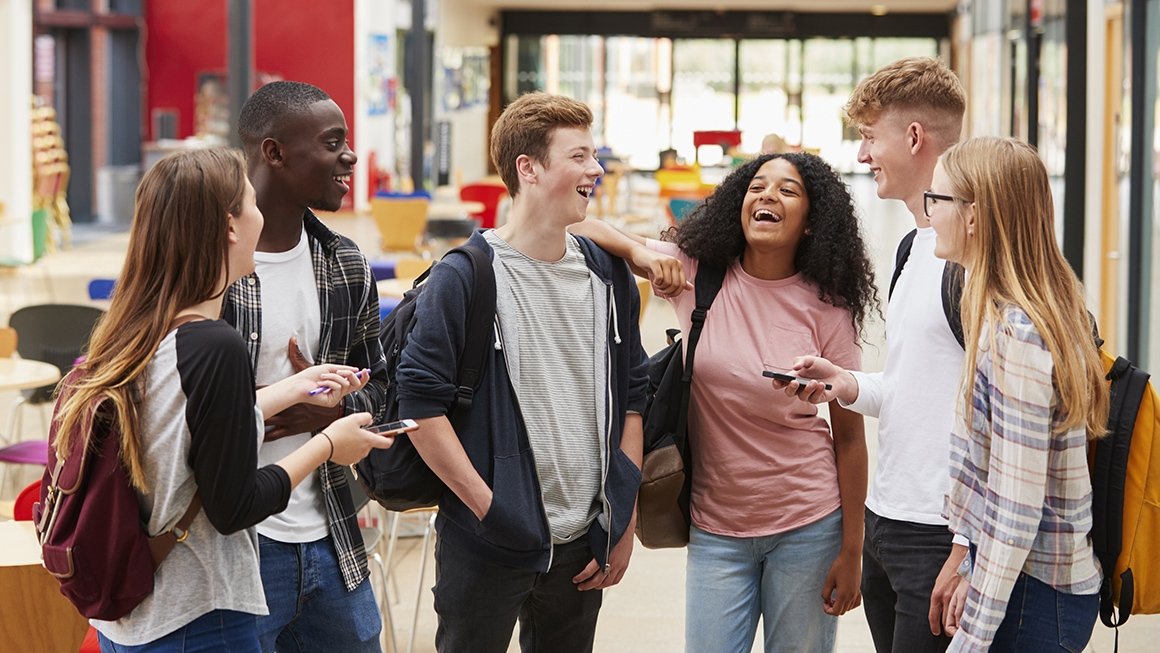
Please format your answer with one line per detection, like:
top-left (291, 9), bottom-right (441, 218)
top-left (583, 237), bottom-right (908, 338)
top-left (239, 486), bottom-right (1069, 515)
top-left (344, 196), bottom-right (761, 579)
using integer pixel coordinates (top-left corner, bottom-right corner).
top-left (666, 152), bottom-right (878, 338)
top-left (572, 152), bottom-right (878, 653)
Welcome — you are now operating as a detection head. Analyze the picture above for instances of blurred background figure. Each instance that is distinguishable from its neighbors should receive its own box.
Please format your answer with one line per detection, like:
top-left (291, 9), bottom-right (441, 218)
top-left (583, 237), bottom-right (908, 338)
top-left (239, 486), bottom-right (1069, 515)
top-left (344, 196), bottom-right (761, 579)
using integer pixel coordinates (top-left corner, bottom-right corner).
top-left (761, 133), bottom-right (790, 155)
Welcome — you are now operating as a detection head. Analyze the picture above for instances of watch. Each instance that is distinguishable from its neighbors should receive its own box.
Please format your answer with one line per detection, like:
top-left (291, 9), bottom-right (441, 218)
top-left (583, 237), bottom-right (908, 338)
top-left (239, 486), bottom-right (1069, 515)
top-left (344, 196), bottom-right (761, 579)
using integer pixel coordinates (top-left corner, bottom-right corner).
top-left (956, 553), bottom-right (973, 579)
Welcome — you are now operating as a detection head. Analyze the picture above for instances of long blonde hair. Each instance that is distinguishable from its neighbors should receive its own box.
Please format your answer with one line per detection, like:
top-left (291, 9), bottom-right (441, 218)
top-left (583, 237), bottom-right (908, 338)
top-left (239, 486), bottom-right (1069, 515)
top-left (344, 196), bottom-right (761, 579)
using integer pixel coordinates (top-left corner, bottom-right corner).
top-left (52, 147), bottom-right (247, 490)
top-left (941, 137), bottom-right (1107, 437)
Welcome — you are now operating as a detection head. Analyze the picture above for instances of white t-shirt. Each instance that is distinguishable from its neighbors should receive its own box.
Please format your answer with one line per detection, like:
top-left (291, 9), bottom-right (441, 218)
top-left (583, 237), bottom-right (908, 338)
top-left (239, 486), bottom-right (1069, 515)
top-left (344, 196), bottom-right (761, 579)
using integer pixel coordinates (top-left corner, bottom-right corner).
top-left (846, 227), bottom-right (965, 526)
top-left (253, 229), bottom-right (327, 542)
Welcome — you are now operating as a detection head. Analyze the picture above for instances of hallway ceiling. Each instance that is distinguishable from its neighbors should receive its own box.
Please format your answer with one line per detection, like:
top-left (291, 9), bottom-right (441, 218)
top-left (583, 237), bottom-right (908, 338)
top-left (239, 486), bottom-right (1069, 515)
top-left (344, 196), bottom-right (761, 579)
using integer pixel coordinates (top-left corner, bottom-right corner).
top-left (482, 0), bottom-right (959, 12)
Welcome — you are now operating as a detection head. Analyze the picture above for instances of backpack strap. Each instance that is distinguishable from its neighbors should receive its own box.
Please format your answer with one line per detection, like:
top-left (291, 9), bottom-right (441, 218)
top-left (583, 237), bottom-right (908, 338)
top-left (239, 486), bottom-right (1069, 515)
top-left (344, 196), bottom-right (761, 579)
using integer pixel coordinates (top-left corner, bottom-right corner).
top-left (140, 314), bottom-right (213, 566)
top-left (146, 495), bottom-right (203, 569)
top-left (445, 244), bottom-right (497, 413)
top-left (942, 262), bottom-right (966, 349)
top-left (889, 228), bottom-right (966, 349)
top-left (1094, 356), bottom-right (1149, 628)
top-left (675, 263), bottom-right (727, 439)
top-left (888, 229), bottom-right (917, 299)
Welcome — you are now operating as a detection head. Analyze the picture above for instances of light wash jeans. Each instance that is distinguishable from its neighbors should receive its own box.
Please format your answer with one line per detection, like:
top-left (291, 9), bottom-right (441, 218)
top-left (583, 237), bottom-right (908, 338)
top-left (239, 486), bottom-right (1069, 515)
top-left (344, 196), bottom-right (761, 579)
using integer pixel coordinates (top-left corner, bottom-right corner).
top-left (685, 509), bottom-right (843, 653)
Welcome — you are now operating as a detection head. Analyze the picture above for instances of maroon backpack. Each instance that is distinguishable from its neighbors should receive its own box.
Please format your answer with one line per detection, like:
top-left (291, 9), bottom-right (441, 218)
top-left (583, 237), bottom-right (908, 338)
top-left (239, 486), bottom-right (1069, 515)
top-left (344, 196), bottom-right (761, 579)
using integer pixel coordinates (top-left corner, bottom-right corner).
top-left (34, 362), bottom-right (200, 620)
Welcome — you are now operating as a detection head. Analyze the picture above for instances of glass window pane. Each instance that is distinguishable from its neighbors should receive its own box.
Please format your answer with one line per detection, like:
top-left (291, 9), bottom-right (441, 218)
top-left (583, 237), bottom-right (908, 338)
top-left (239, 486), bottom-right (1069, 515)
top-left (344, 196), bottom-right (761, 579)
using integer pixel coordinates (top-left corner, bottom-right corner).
top-left (801, 38), bottom-right (855, 168)
top-left (738, 40), bottom-right (791, 155)
top-left (671, 39), bottom-right (736, 165)
top-left (605, 37), bottom-right (666, 169)
top-left (109, 0), bottom-right (143, 15)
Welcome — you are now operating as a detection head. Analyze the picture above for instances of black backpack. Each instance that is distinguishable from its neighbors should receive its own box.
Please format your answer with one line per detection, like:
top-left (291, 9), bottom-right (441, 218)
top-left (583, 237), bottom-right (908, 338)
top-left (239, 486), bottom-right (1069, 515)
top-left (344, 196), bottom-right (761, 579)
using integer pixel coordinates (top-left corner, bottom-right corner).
top-left (890, 228), bottom-right (966, 349)
top-left (353, 245), bottom-right (495, 511)
top-left (636, 264), bottom-right (725, 548)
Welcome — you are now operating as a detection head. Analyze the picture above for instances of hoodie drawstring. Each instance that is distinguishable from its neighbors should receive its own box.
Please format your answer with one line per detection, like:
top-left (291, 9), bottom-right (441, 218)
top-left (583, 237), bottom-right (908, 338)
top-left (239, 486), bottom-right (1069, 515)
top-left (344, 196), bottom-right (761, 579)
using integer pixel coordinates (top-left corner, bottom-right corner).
top-left (609, 287), bottom-right (622, 344)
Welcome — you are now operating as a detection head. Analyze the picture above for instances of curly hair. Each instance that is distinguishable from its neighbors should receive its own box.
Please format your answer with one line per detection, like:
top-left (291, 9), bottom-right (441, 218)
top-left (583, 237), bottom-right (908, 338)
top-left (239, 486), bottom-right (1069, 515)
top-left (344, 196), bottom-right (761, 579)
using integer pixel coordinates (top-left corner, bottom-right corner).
top-left (663, 153), bottom-right (880, 337)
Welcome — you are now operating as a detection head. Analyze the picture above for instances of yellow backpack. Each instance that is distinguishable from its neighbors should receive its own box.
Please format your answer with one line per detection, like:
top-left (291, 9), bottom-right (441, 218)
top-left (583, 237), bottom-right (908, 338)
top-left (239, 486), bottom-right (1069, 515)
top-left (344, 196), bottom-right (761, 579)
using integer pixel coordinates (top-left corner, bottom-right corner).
top-left (1090, 349), bottom-right (1160, 627)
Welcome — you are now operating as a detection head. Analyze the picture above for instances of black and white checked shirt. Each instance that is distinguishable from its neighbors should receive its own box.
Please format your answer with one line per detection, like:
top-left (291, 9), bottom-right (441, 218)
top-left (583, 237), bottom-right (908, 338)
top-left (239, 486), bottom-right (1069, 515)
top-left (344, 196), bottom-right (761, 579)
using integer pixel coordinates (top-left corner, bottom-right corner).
top-left (223, 210), bottom-right (388, 590)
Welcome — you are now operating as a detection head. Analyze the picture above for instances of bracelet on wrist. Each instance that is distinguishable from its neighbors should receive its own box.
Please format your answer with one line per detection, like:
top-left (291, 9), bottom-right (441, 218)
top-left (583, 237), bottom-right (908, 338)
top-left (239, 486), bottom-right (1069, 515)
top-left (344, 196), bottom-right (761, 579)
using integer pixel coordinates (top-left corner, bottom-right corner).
top-left (319, 431), bottom-right (335, 462)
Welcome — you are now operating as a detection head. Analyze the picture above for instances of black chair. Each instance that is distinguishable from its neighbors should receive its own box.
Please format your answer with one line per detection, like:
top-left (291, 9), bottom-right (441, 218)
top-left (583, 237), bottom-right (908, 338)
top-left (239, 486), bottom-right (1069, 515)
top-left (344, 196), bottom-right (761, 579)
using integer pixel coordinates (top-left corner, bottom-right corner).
top-left (8, 304), bottom-right (105, 438)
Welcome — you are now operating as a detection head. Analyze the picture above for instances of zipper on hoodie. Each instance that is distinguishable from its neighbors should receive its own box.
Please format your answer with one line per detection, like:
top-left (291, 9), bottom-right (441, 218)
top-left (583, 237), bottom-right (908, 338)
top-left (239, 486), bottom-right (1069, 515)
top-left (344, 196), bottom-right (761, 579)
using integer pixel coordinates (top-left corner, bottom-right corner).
top-left (602, 281), bottom-right (617, 571)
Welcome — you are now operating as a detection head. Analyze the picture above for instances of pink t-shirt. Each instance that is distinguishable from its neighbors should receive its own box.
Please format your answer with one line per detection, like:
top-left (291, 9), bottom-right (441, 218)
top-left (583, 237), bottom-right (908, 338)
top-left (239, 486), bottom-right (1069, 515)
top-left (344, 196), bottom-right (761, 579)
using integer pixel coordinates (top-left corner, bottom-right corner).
top-left (648, 240), bottom-right (862, 537)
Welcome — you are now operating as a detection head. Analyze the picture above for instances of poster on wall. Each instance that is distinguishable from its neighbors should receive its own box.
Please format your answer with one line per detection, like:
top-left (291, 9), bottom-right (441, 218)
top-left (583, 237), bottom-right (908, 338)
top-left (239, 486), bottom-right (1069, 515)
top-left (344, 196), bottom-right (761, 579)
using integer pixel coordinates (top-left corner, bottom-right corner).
top-left (368, 34), bottom-right (394, 116)
top-left (194, 72), bottom-right (230, 141)
top-left (439, 47), bottom-right (489, 113)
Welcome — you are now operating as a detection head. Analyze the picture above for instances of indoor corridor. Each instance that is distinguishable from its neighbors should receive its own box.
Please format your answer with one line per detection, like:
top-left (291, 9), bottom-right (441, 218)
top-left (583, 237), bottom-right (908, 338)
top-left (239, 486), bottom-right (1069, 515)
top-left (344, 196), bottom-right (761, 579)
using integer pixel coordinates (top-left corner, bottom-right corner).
top-left (1, 174), bottom-right (1155, 652)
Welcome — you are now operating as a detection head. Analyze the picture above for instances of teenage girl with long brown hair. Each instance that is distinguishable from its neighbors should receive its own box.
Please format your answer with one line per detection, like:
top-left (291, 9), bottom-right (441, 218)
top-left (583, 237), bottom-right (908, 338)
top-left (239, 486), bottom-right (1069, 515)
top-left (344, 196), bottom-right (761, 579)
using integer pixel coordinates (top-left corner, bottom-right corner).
top-left (51, 147), bottom-right (393, 651)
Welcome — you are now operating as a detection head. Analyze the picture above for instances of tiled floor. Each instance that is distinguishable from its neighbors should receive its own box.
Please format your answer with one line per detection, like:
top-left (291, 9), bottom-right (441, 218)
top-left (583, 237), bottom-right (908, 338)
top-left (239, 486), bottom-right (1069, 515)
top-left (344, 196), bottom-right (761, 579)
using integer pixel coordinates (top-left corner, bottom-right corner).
top-left (1, 175), bottom-right (1155, 651)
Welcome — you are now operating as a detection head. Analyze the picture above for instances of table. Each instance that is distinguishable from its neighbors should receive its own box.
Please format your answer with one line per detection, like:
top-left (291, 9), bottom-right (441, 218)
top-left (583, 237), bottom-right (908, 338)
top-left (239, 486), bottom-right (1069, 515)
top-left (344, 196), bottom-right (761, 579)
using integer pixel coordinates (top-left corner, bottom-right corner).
top-left (378, 278), bottom-right (414, 299)
top-left (0, 359), bottom-right (61, 393)
top-left (0, 520), bottom-right (89, 652)
top-left (428, 200), bottom-right (484, 220)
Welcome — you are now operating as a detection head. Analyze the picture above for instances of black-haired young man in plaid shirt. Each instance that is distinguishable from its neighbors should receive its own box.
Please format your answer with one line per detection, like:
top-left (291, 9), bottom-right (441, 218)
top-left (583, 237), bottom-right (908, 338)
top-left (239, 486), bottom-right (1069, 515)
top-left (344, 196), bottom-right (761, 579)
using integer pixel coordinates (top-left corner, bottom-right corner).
top-left (224, 80), bottom-right (388, 652)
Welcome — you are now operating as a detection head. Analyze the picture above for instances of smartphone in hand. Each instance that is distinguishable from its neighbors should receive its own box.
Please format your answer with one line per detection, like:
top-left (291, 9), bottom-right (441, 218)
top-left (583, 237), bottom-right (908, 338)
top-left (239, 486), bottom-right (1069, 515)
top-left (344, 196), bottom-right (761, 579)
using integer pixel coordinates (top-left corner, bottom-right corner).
top-left (367, 419), bottom-right (419, 435)
top-left (763, 370), bottom-right (832, 391)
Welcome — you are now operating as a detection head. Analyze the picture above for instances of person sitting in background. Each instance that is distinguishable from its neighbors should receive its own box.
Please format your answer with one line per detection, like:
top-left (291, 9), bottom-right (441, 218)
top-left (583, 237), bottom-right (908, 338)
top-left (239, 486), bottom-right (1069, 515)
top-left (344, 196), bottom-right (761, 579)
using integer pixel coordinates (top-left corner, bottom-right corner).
top-left (572, 151), bottom-right (878, 653)
top-left (760, 133), bottom-right (790, 155)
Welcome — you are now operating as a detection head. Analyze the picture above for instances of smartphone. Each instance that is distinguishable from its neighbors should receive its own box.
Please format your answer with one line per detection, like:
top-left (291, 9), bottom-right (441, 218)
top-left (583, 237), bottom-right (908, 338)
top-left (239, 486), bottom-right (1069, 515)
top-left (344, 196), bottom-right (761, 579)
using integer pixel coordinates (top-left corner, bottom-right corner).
top-left (367, 419), bottom-right (419, 435)
top-left (763, 370), bottom-right (832, 391)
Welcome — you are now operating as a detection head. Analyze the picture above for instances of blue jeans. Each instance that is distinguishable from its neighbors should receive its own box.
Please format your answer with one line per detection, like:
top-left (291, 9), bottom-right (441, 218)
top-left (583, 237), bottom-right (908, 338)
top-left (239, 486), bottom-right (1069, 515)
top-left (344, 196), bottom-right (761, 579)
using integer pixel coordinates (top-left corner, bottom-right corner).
top-left (97, 610), bottom-right (259, 652)
top-left (987, 573), bottom-right (1099, 653)
top-left (256, 534), bottom-right (381, 653)
top-left (432, 534), bottom-right (603, 653)
top-left (685, 509), bottom-right (843, 653)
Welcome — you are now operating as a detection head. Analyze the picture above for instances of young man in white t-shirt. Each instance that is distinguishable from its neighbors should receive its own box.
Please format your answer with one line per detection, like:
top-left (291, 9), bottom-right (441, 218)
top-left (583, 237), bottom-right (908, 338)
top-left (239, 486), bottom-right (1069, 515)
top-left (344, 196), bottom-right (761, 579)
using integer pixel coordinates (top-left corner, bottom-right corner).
top-left (779, 57), bottom-right (969, 653)
top-left (225, 81), bottom-right (388, 653)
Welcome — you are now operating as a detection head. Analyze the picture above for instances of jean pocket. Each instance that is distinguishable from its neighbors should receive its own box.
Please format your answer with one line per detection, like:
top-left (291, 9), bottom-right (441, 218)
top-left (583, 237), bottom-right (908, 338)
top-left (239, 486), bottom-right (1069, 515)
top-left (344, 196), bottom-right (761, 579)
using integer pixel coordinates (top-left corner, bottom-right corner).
top-left (1056, 590), bottom-right (1099, 653)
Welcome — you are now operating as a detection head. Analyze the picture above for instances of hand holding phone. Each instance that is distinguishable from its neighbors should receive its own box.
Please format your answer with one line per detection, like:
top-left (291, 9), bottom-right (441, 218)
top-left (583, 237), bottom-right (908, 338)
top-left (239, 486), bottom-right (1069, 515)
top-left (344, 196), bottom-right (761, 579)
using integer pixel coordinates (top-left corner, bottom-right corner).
top-left (366, 419), bottom-right (419, 436)
top-left (763, 369), bottom-right (832, 391)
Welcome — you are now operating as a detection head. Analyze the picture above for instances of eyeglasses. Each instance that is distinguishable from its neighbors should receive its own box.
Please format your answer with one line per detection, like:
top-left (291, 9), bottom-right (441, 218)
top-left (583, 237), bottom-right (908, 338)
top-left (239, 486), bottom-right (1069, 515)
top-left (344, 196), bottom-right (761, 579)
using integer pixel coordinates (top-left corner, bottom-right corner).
top-left (923, 191), bottom-right (968, 218)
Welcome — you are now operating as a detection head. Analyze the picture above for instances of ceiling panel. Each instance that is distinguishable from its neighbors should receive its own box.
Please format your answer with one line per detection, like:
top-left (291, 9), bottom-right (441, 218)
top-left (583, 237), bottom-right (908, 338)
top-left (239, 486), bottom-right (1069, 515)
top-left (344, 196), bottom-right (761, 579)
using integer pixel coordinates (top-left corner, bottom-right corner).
top-left (475, 0), bottom-right (958, 12)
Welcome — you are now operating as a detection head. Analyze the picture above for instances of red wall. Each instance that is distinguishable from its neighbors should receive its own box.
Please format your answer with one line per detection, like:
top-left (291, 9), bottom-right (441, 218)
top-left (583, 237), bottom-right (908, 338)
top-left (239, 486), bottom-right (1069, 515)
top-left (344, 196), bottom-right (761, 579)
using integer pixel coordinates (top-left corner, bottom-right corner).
top-left (144, 0), bottom-right (355, 151)
top-left (145, 1), bottom-right (226, 141)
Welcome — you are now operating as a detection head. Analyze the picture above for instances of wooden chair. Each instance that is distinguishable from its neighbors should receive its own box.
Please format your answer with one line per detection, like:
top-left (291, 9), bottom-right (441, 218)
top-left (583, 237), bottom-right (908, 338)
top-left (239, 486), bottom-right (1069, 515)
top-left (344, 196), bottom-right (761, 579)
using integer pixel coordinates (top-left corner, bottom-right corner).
top-left (0, 327), bottom-right (15, 358)
top-left (31, 114), bottom-right (73, 252)
top-left (393, 257), bottom-right (431, 282)
top-left (592, 163), bottom-right (626, 218)
top-left (635, 276), bottom-right (652, 324)
top-left (371, 197), bottom-right (429, 254)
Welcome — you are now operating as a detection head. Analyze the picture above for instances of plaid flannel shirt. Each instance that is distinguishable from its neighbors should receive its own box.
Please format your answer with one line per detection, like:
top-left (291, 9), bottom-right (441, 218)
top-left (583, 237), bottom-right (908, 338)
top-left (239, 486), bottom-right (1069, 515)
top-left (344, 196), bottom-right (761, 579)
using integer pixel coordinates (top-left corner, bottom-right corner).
top-left (943, 306), bottom-right (1102, 652)
top-left (223, 210), bottom-right (389, 591)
